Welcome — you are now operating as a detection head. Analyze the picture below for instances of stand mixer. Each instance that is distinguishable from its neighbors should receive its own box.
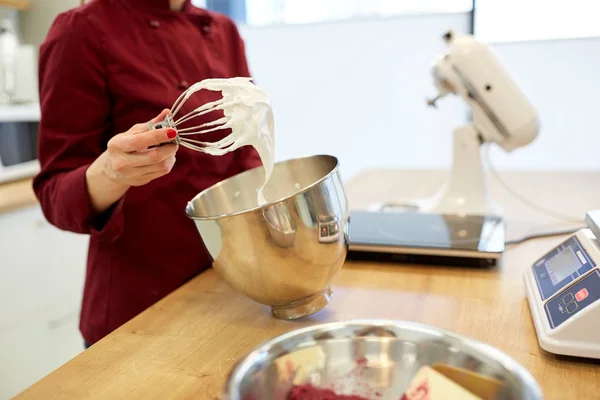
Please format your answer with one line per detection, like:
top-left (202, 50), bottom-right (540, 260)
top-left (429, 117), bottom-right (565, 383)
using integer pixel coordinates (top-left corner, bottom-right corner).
top-left (373, 31), bottom-right (540, 218)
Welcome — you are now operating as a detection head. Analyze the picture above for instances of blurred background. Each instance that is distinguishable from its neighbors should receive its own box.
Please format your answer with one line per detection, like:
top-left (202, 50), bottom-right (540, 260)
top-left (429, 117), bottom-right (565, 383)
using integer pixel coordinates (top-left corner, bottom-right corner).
top-left (0, 0), bottom-right (598, 398)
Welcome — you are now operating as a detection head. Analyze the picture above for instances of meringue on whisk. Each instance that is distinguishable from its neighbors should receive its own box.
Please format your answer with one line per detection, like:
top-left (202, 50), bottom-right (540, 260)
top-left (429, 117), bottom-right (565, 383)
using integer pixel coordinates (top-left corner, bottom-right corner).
top-left (150, 77), bottom-right (275, 205)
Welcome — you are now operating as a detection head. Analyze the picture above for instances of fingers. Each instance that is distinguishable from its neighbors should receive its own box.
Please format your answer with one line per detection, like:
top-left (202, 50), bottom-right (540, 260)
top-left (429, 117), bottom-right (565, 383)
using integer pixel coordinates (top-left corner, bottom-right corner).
top-left (135, 128), bottom-right (178, 152)
top-left (129, 158), bottom-right (177, 187)
top-left (110, 143), bottom-right (177, 171)
top-left (110, 127), bottom-right (178, 152)
top-left (151, 109), bottom-right (171, 124)
top-left (133, 144), bottom-right (178, 167)
top-left (133, 155), bottom-right (176, 176)
top-left (108, 151), bottom-right (176, 186)
top-left (127, 109), bottom-right (172, 135)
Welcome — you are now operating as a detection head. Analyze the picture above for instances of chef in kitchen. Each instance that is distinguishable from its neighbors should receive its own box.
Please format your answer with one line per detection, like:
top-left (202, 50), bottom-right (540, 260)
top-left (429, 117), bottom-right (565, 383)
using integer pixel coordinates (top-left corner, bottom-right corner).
top-left (33, 0), bottom-right (262, 348)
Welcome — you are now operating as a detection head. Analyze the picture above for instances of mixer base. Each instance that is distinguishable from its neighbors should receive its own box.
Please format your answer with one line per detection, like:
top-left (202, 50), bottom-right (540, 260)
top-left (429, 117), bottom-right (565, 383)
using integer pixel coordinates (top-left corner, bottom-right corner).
top-left (271, 288), bottom-right (332, 320)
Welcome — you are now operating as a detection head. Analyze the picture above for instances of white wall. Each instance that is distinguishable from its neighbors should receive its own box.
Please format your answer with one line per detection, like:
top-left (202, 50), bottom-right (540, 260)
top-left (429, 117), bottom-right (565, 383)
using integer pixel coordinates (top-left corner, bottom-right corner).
top-left (238, 13), bottom-right (600, 181)
top-left (490, 37), bottom-right (600, 170)
top-left (239, 13), bottom-right (471, 181)
top-left (19, 0), bottom-right (79, 47)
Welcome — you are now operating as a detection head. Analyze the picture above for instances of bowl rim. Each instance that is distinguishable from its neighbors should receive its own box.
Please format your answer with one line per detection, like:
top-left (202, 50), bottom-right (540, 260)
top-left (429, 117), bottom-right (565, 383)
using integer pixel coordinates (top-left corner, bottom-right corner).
top-left (222, 319), bottom-right (544, 400)
top-left (185, 153), bottom-right (342, 221)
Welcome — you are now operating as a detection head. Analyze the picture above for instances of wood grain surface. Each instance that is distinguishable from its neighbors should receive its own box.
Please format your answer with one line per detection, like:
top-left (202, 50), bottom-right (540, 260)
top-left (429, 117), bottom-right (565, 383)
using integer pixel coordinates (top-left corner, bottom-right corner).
top-left (13, 169), bottom-right (600, 399)
top-left (0, 178), bottom-right (37, 215)
top-left (0, 0), bottom-right (30, 10)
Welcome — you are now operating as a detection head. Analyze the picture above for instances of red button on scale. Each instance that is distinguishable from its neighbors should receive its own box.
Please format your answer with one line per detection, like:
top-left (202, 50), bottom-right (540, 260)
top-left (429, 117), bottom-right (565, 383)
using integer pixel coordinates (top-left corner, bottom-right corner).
top-left (575, 288), bottom-right (589, 301)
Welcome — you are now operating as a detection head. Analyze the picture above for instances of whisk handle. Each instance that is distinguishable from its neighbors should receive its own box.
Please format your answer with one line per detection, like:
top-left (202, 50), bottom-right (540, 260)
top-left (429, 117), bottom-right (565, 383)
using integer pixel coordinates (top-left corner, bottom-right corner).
top-left (147, 114), bottom-right (179, 148)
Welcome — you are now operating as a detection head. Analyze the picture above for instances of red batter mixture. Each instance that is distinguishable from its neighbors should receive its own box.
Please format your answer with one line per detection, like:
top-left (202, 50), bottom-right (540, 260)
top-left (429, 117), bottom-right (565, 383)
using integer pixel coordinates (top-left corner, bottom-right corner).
top-left (288, 384), bottom-right (371, 400)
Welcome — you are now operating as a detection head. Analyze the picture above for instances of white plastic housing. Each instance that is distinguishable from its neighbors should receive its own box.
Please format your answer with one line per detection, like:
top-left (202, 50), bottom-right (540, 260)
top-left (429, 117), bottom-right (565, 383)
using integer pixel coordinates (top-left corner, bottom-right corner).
top-left (524, 228), bottom-right (600, 359)
top-left (427, 125), bottom-right (503, 217)
top-left (431, 31), bottom-right (540, 152)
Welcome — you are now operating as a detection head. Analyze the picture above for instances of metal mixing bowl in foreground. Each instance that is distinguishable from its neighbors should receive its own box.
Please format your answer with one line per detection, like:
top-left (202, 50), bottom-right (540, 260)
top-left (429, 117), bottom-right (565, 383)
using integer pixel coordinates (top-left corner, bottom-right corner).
top-left (223, 320), bottom-right (544, 400)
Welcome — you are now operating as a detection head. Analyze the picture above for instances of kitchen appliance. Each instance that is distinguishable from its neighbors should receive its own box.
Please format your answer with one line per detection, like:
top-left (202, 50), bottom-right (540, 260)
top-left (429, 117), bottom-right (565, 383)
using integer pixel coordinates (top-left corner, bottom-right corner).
top-left (524, 210), bottom-right (600, 359)
top-left (0, 40), bottom-right (41, 183)
top-left (364, 30), bottom-right (541, 263)
top-left (374, 30), bottom-right (539, 215)
top-left (0, 103), bottom-right (40, 183)
top-left (421, 30), bottom-right (539, 218)
top-left (347, 210), bottom-right (504, 267)
top-left (0, 18), bottom-right (19, 104)
top-left (375, 31), bottom-right (540, 219)
top-left (13, 44), bottom-right (38, 104)
top-left (222, 320), bottom-right (543, 400)
top-left (186, 154), bottom-right (348, 320)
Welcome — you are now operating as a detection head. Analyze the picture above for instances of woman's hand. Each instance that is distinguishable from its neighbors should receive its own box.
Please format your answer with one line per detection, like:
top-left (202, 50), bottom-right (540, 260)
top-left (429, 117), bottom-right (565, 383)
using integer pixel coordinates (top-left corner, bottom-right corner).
top-left (85, 109), bottom-right (179, 213)
top-left (103, 109), bottom-right (178, 187)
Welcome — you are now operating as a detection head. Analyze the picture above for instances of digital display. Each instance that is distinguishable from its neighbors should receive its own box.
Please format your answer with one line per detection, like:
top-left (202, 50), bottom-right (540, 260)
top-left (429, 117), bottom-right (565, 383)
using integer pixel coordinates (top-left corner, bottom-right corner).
top-left (546, 248), bottom-right (581, 285)
top-left (532, 235), bottom-right (595, 301)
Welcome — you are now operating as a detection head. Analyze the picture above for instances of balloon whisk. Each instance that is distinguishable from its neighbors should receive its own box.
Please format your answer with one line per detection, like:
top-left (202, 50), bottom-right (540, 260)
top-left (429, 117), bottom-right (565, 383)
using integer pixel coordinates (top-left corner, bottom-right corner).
top-left (148, 77), bottom-right (274, 157)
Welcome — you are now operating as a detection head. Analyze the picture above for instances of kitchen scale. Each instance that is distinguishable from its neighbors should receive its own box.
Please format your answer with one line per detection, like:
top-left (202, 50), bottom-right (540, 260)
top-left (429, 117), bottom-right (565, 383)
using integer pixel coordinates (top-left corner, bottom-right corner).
top-left (346, 210), bottom-right (504, 267)
top-left (524, 210), bottom-right (600, 359)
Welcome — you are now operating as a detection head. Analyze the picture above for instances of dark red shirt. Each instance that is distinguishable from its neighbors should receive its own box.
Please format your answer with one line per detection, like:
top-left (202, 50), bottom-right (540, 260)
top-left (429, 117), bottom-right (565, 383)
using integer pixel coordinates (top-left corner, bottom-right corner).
top-left (33, 0), bottom-right (261, 344)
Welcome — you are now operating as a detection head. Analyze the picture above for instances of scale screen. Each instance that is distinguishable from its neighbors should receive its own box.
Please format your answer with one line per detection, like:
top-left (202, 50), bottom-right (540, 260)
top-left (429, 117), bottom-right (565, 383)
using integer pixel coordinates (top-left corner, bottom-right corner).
top-left (532, 236), bottom-right (595, 301)
top-left (546, 248), bottom-right (582, 285)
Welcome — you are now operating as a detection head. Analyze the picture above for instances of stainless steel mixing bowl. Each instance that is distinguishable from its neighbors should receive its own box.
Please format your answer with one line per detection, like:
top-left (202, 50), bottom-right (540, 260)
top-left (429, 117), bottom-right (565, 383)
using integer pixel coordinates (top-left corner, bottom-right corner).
top-left (223, 320), bottom-right (544, 400)
top-left (185, 154), bottom-right (349, 319)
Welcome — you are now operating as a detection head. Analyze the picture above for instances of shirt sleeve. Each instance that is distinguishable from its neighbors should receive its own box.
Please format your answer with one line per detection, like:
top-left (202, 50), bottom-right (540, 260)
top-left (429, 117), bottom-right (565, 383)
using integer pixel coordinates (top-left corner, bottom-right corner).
top-left (33, 11), bottom-right (124, 242)
top-left (226, 19), bottom-right (265, 172)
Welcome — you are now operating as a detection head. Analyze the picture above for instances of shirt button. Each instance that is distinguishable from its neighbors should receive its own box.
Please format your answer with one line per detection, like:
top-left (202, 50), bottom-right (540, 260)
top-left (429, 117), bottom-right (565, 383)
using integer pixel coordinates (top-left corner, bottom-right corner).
top-left (202, 25), bottom-right (211, 33)
top-left (149, 20), bottom-right (160, 28)
top-left (178, 80), bottom-right (189, 90)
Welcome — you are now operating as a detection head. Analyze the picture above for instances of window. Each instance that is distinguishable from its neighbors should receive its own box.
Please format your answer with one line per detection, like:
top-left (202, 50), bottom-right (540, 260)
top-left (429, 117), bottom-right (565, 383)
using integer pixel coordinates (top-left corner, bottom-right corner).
top-left (474, 0), bottom-right (600, 42)
top-left (192, 0), bottom-right (247, 22)
top-left (192, 0), bottom-right (473, 26)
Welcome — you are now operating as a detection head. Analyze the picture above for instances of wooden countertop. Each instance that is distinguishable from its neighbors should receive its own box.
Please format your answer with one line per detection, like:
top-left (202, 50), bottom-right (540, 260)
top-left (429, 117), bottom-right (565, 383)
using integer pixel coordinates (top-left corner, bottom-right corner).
top-left (13, 169), bottom-right (600, 399)
top-left (0, 0), bottom-right (30, 10)
top-left (0, 178), bottom-right (37, 214)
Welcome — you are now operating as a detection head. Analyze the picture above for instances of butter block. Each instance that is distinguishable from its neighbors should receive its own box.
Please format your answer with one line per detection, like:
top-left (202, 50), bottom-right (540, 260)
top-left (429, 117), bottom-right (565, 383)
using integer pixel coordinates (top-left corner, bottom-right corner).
top-left (401, 366), bottom-right (483, 400)
top-left (274, 346), bottom-right (326, 385)
top-left (432, 363), bottom-right (504, 400)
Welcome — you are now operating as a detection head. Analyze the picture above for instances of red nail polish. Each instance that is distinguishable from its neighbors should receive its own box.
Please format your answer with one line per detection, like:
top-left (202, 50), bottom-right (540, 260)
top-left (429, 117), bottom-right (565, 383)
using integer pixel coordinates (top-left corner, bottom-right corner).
top-left (167, 129), bottom-right (177, 139)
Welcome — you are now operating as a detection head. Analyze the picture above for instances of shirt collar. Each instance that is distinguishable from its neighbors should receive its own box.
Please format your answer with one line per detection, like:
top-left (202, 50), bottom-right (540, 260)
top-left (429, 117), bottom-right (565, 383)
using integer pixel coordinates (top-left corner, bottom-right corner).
top-left (119, 0), bottom-right (213, 22)
top-left (121, 0), bottom-right (190, 12)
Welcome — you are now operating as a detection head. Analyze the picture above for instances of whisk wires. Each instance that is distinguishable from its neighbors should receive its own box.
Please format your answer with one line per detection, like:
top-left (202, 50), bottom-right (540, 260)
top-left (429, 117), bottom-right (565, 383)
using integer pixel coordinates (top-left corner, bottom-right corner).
top-left (150, 77), bottom-right (264, 155)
